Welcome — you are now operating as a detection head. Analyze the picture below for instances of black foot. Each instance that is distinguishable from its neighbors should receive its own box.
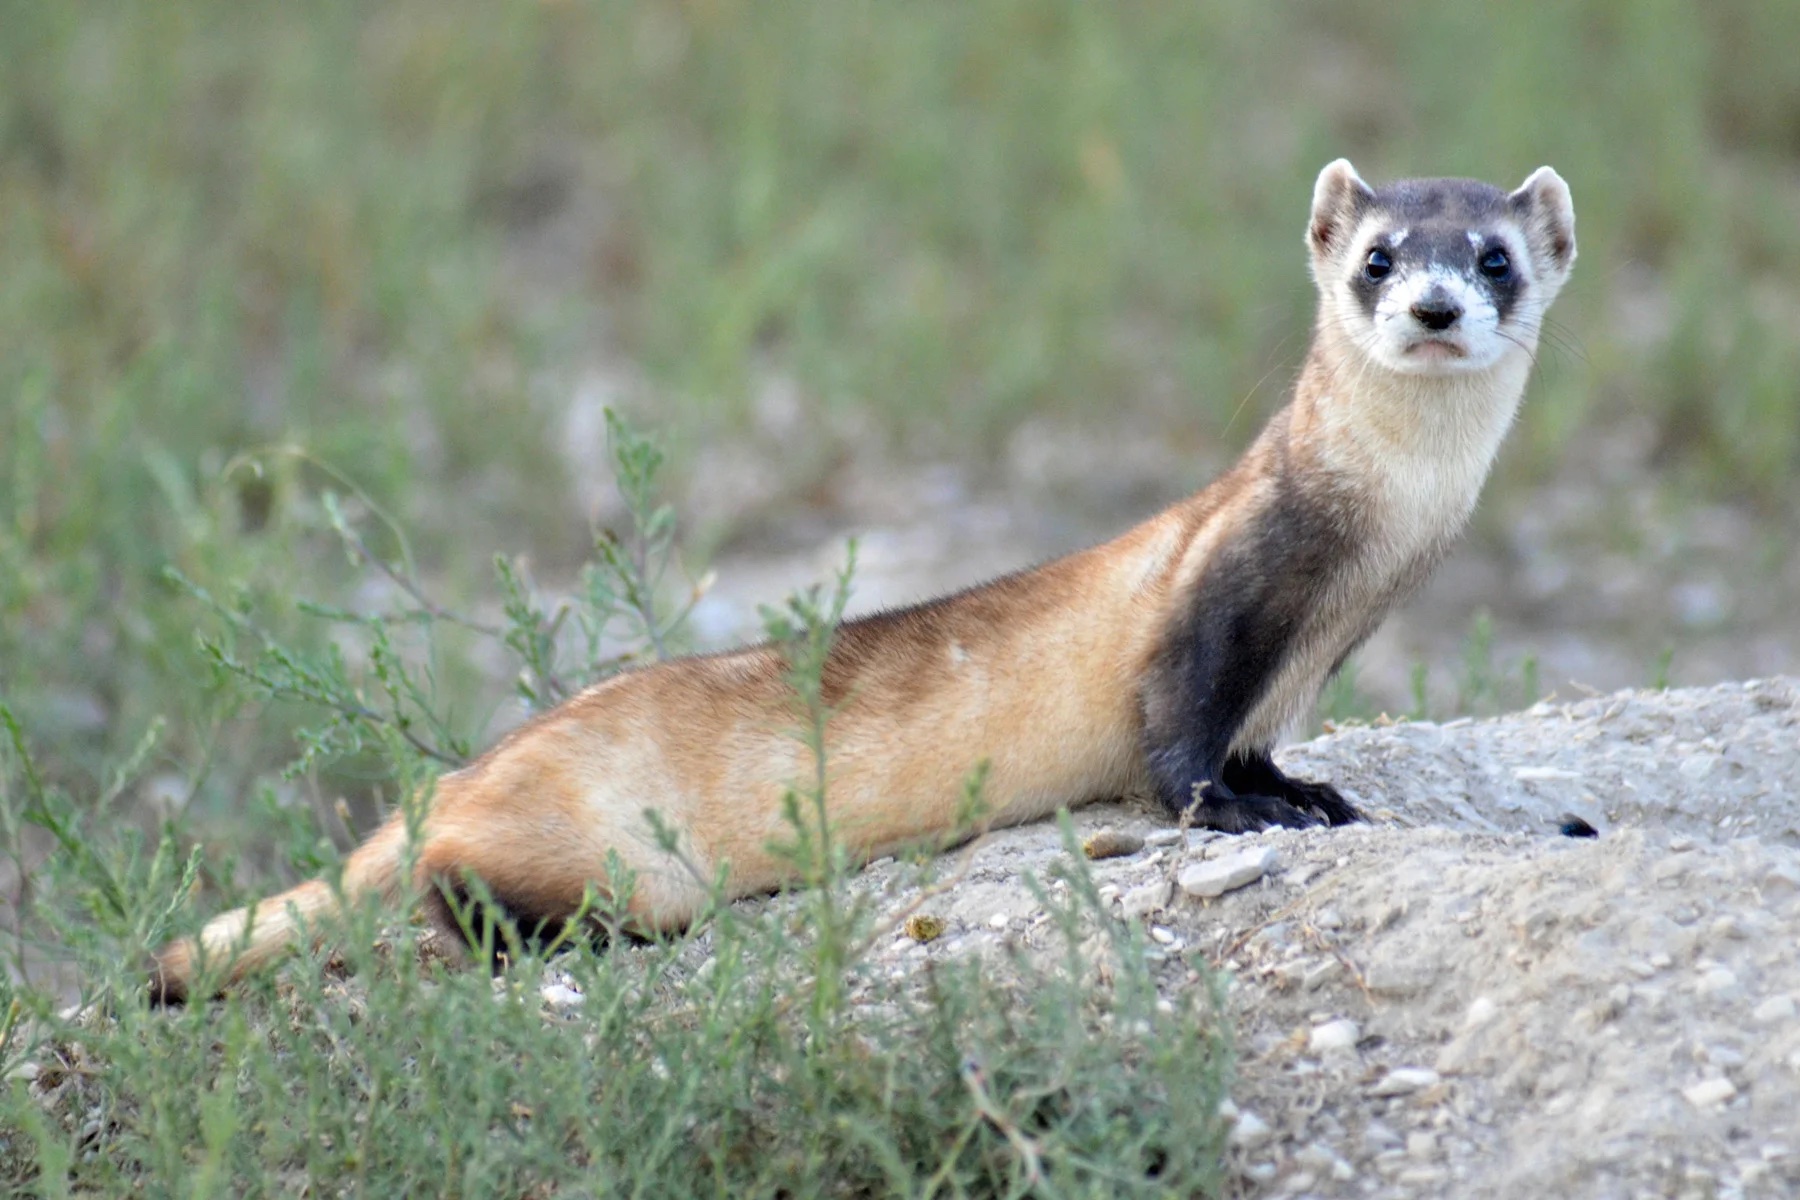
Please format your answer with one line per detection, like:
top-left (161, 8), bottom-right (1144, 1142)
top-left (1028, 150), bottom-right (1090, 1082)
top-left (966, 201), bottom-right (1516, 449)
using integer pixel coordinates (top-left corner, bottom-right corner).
top-left (1222, 755), bottom-right (1364, 827)
top-left (1185, 787), bottom-right (1321, 834)
top-left (1281, 778), bottom-right (1363, 826)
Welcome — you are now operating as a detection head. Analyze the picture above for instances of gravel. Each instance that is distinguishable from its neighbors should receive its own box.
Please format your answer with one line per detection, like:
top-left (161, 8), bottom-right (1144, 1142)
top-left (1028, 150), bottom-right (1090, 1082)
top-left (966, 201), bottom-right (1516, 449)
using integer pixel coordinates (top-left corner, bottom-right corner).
top-left (843, 675), bottom-right (1800, 1197)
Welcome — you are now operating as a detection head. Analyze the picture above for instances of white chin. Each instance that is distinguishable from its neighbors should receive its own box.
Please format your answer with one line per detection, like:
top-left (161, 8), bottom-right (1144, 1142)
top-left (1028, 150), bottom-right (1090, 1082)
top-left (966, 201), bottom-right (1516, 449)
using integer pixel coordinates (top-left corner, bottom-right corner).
top-left (1374, 340), bottom-right (1499, 375)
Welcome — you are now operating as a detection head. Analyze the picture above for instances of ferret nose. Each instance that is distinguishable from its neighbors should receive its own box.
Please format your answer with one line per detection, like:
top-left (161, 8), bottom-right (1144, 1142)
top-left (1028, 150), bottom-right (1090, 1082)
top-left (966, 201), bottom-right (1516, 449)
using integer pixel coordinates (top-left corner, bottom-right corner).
top-left (1410, 292), bottom-right (1463, 332)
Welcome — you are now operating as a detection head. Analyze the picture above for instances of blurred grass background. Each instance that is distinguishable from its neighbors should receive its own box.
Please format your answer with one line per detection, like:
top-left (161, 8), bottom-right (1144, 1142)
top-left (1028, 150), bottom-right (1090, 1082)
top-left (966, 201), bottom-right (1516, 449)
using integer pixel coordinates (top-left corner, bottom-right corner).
top-left (3, 0), bottom-right (1799, 820)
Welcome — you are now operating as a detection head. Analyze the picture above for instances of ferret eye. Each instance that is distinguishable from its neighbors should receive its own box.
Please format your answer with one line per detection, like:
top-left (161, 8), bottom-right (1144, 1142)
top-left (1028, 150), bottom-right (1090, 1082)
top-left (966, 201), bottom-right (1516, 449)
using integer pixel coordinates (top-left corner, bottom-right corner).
top-left (1480, 248), bottom-right (1510, 279)
top-left (1364, 248), bottom-right (1392, 281)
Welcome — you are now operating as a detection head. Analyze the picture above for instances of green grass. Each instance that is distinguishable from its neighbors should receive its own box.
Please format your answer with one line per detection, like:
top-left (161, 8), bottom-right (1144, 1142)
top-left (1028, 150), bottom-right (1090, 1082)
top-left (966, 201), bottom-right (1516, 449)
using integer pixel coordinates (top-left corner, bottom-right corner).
top-left (0, 418), bottom-right (1229, 1196)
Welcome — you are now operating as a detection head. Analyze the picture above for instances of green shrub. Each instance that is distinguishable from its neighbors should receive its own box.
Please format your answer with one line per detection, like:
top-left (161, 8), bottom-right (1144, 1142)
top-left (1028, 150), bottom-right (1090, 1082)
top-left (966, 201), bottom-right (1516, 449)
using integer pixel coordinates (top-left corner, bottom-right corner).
top-left (0, 412), bottom-right (1230, 1197)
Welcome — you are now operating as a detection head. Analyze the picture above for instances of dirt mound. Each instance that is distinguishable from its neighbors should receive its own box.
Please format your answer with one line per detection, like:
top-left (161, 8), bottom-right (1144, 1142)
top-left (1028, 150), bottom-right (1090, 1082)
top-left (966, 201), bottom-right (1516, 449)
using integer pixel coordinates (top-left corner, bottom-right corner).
top-left (845, 676), bottom-right (1800, 1197)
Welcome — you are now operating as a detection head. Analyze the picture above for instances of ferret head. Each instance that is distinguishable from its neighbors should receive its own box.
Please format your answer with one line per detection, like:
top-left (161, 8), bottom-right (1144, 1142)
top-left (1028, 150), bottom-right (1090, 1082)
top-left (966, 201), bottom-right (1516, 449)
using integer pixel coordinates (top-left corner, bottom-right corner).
top-left (1306, 161), bottom-right (1575, 376)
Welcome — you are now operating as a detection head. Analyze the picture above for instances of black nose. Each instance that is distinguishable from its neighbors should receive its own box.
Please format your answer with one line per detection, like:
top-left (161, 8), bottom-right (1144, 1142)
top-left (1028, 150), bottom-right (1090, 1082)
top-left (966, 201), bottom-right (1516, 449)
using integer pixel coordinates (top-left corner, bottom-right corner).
top-left (1410, 298), bottom-right (1462, 331)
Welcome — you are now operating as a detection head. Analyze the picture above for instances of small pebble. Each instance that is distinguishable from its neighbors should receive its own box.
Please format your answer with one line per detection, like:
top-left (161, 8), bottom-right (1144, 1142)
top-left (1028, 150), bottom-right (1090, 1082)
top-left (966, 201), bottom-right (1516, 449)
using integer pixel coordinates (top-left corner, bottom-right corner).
top-left (1295, 1142), bottom-right (1345, 1176)
top-left (1302, 960), bottom-right (1342, 990)
top-left (1230, 1111), bottom-right (1274, 1149)
top-left (1120, 880), bottom-right (1170, 921)
top-left (987, 912), bottom-right (1010, 931)
top-left (539, 984), bottom-right (585, 1009)
top-left (904, 914), bottom-right (946, 943)
top-left (1369, 1067), bottom-right (1440, 1097)
top-left (1695, 966), bottom-right (1738, 996)
top-left (1464, 996), bottom-right (1499, 1028)
top-left (1762, 863), bottom-right (1800, 894)
top-left (1682, 1077), bottom-right (1737, 1108)
top-left (1178, 846), bottom-right (1279, 898)
top-left (1751, 994), bottom-right (1795, 1024)
top-left (1082, 829), bottom-right (1146, 860)
top-left (1308, 1019), bottom-right (1360, 1053)
top-left (1397, 1166), bottom-right (1449, 1186)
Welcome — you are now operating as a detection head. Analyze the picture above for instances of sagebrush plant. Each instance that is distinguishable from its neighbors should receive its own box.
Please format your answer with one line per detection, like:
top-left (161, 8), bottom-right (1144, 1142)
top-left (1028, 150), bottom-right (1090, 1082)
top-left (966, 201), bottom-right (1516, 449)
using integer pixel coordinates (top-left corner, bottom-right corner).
top-left (0, 413), bottom-right (1230, 1197)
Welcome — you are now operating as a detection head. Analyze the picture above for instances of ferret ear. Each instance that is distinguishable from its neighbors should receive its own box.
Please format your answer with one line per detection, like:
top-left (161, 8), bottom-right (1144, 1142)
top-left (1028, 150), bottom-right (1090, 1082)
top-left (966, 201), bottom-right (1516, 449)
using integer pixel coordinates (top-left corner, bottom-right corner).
top-left (1307, 159), bottom-right (1375, 260)
top-left (1508, 166), bottom-right (1577, 276)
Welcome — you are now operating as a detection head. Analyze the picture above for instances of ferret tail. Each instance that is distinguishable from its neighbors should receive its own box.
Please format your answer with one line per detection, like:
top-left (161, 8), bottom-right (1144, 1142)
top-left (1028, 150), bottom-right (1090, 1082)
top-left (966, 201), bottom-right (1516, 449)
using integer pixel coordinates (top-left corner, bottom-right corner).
top-left (148, 815), bottom-right (413, 1005)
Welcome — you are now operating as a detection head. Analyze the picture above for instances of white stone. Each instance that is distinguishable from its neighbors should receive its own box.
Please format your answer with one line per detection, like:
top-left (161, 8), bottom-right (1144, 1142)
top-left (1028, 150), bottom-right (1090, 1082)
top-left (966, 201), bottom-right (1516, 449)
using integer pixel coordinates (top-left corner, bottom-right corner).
top-left (1682, 1077), bottom-right (1737, 1108)
top-left (1229, 1110), bottom-right (1274, 1149)
top-left (1308, 1019), bottom-right (1361, 1053)
top-left (1695, 966), bottom-right (1739, 995)
top-left (1752, 994), bottom-right (1796, 1024)
top-left (1678, 753), bottom-right (1718, 781)
top-left (1369, 1067), bottom-right (1441, 1096)
top-left (1303, 959), bottom-right (1342, 990)
top-left (1464, 996), bottom-right (1499, 1028)
top-left (539, 984), bottom-right (585, 1009)
top-left (1120, 880), bottom-right (1170, 921)
top-left (1178, 846), bottom-right (1279, 898)
top-left (1295, 1142), bottom-right (1348, 1178)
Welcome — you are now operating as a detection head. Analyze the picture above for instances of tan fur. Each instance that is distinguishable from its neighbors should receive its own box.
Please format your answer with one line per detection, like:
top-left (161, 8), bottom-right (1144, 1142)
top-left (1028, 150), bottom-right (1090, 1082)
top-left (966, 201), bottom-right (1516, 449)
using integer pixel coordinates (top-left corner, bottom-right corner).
top-left (150, 162), bottom-right (1575, 1002)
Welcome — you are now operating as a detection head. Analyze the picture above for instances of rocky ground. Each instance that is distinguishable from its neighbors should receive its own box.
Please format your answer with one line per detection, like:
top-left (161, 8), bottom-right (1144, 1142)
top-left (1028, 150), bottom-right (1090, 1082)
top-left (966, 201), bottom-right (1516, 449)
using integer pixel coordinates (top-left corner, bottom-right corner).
top-left (685, 676), bottom-right (1798, 1199)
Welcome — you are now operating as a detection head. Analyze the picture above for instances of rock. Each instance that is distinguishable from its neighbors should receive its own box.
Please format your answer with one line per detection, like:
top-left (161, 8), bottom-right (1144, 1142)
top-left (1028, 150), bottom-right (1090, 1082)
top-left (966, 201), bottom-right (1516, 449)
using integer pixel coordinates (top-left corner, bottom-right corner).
top-left (1464, 996), bottom-right (1499, 1028)
top-left (1302, 959), bottom-right (1342, 990)
top-left (1751, 994), bottom-right (1795, 1024)
top-left (1369, 1068), bottom-right (1441, 1097)
top-left (1694, 967), bottom-right (1739, 996)
top-left (1678, 754), bottom-right (1718, 782)
top-left (539, 984), bottom-right (584, 1009)
top-left (1082, 829), bottom-right (1145, 860)
top-left (1178, 846), bottom-right (1278, 898)
top-left (1309, 1019), bottom-right (1361, 1053)
top-left (1295, 1141), bottom-right (1350, 1179)
top-left (1763, 862), bottom-right (1800, 894)
top-left (1119, 879), bottom-right (1171, 921)
top-left (903, 913), bottom-right (946, 943)
top-left (1365, 960), bottom-right (1440, 998)
top-left (1229, 1110), bottom-right (1274, 1149)
top-left (1682, 1077), bottom-right (1737, 1108)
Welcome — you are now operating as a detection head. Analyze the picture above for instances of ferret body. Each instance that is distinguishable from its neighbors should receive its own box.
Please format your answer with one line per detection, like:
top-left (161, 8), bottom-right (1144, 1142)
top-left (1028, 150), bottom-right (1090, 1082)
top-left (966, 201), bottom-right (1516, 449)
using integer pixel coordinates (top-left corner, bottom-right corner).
top-left (151, 160), bottom-right (1575, 1002)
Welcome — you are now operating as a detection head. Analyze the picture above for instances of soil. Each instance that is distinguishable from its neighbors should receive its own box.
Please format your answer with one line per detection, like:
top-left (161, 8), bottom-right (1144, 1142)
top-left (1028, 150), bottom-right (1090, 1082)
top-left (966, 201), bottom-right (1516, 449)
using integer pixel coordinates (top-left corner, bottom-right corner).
top-left (819, 675), bottom-right (1800, 1198)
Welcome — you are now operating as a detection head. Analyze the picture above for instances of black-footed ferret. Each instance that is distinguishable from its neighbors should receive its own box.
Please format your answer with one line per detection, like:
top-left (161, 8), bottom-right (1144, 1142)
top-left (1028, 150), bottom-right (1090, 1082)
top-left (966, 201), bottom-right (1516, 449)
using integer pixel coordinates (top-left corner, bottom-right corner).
top-left (152, 161), bottom-right (1575, 1002)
